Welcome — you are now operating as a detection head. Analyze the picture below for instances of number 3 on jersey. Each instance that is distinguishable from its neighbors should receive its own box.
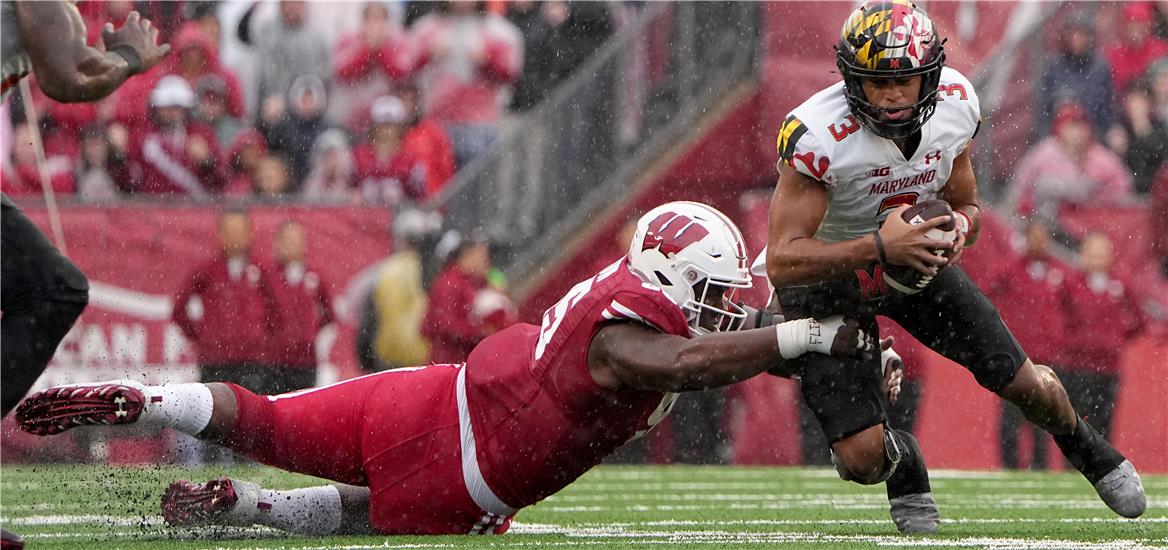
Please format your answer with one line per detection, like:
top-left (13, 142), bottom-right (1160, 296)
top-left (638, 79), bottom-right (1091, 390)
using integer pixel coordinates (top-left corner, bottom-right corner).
top-left (937, 83), bottom-right (967, 101)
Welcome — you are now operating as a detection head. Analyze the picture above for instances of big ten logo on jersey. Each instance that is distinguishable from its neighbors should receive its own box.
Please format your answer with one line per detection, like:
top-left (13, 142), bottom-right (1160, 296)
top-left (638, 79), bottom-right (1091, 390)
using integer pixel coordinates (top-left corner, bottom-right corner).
top-left (642, 211), bottom-right (708, 255)
top-left (534, 261), bottom-right (621, 361)
top-left (936, 83), bottom-right (968, 101)
top-left (829, 114), bottom-right (862, 142)
top-left (867, 166), bottom-right (891, 178)
top-left (877, 192), bottom-right (919, 215)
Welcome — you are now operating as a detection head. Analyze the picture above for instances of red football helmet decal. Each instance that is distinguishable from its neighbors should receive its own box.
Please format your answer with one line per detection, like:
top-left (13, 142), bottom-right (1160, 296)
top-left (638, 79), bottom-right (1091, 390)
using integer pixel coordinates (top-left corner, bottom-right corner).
top-left (641, 212), bottom-right (709, 256)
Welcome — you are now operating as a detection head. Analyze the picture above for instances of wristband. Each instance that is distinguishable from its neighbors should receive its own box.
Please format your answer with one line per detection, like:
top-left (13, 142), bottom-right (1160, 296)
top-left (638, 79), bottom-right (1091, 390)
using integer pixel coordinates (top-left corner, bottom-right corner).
top-left (109, 45), bottom-right (143, 75)
top-left (775, 319), bottom-right (810, 360)
top-left (954, 211), bottom-right (972, 244)
top-left (873, 231), bottom-right (888, 264)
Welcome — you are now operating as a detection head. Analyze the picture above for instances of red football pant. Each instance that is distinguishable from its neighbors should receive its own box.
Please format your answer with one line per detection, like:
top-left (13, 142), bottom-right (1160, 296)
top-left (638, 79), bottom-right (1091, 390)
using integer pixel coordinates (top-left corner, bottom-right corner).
top-left (217, 364), bottom-right (510, 534)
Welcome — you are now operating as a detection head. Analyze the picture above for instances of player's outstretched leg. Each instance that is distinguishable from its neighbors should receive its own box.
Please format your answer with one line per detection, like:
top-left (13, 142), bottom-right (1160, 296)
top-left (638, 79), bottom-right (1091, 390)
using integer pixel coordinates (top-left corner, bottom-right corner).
top-left (999, 361), bottom-right (1145, 518)
top-left (162, 478), bottom-right (374, 535)
top-left (15, 380), bottom-right (215, 437)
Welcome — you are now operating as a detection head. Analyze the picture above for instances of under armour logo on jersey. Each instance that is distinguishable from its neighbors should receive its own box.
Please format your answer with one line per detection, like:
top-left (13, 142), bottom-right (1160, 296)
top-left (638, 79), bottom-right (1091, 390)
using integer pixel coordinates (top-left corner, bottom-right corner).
top-left (642, 212), bottom-right (709, 256)
top-left (924, 150), bottom-right (942, 164)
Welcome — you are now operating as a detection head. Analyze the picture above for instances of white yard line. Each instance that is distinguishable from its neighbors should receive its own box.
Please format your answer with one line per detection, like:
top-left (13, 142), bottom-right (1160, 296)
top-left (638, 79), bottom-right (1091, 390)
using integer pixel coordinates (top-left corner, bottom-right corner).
top-left (199, 534), bottom-right (1168, 550)
top-left (1, 514), bottom-right (166, 526)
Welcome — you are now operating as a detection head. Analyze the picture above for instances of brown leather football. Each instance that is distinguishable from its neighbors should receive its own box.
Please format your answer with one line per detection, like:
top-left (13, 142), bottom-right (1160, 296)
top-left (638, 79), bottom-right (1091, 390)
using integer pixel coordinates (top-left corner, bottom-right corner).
top-left (882, 199), bottom-right (957, 295)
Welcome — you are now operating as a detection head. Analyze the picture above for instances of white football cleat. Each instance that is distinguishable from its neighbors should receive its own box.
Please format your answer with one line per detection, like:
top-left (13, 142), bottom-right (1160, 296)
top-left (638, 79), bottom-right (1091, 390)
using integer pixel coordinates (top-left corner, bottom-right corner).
top-left (1093, 460), bottom-right (1146, 518)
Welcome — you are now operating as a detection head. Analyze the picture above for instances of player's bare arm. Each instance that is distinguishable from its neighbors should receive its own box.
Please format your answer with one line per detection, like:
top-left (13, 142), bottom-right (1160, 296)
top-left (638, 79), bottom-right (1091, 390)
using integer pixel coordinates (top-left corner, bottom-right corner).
top-left (938, 148), bottom-right (981, 264)
top-left (15, 3), bottom-right (169, 102)
top-left (765, 164), bottom-right (953, 287)
top-left (588, 316), bottom-right (871, 393)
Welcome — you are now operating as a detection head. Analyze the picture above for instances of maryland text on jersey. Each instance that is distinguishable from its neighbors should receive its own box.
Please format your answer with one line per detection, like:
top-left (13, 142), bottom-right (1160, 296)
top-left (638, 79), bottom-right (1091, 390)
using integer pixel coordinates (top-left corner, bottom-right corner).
top-left (775, 67), bottom-right (981, 243)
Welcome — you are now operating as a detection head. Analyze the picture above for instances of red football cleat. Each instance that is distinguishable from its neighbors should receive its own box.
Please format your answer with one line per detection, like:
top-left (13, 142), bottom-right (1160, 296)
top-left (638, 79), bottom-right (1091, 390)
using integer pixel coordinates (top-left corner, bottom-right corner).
top-left (162, 478), bottom-right (240, 527)
top-left (14, 382), bottom-right (146, 436)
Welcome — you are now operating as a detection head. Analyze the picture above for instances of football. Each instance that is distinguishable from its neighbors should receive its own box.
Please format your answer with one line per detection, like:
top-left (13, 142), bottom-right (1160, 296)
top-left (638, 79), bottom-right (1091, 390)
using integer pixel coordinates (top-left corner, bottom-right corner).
top-left (882, 199), bottom-right (958, 295)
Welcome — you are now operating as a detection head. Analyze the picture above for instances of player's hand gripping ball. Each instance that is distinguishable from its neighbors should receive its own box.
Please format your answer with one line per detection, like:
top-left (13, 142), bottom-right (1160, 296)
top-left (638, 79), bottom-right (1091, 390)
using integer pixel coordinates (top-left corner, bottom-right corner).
top-left (882, 199), bottom-right (957, 295)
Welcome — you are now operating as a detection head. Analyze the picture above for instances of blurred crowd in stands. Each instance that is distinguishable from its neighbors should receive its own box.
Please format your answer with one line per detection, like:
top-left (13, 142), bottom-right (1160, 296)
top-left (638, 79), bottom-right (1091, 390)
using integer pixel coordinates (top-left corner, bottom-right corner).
top-left (1015, 2), bottom-right (1168, 278)
top-left (985, 1), bottom-right (1168, 470)
top-left (0, 0), bottom-right (620, 205)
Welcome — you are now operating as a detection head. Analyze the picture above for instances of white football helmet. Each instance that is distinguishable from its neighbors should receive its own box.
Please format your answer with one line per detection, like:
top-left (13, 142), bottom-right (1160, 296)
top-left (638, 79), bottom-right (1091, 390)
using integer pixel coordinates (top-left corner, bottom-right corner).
top-left (627, 201), bottom-right (752, 334)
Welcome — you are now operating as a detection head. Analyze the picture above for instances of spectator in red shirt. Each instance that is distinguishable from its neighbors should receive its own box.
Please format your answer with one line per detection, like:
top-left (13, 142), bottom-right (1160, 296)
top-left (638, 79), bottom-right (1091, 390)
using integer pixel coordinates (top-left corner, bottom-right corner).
top-left (266, 220), bottom-right (335, 393)
top-left (354, 96), bottom-right (426, 204)
top-left (26, 78), bottom-right (100, 161)
top-left (988, 222), bottom-right (1071, 470)
top-left (332, 2), bottom-right (415, 128)
top-left (411, 1), bottom-right (523, 167)
top-left (170, 23), bottom-right (247, 119)
top-left (398, 85), bottom-right (456, 200)
top-left (173, 209), bottom-right (277, 393)
top-left (1107, 3), bottom-right (1168, 97)
top-left (223, 129), bottom-right (268, 197)
top-left (422, 232), bottom-right (492, 364)
top-left (1060, 233), bottom-right (1147, 440)
top-left (1011, 103), bottom-right (1133, 223)
top-left (2, 123), bottom-right (75, 197)
top-left (110, 21), bottom-right (246, 132)
top-left (112, 76), bottom-right (224, 197)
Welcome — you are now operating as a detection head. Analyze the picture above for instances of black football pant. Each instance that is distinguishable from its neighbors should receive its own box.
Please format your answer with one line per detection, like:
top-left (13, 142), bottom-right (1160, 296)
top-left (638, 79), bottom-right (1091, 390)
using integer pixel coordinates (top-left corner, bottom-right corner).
top-left (1, 197), bottom-right (89, 415)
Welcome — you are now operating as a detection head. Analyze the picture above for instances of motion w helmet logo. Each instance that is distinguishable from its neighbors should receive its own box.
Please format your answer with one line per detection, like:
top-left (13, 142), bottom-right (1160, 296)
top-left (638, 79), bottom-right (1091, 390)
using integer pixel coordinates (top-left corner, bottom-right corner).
top-left (641, 212), bottom-right (709, 256)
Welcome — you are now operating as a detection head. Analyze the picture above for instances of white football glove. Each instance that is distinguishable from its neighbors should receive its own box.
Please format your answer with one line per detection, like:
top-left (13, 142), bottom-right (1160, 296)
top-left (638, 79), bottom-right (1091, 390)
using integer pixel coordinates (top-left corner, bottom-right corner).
top-left (881, 343), bottom-right (904, 404)
top-left (775, 316), bottom-right (874, 359)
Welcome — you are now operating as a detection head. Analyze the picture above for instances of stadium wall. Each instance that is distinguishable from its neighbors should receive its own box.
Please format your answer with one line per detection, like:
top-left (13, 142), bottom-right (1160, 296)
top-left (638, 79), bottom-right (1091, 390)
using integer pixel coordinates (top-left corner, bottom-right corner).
top-left (15, 204), bottom-right (392, 386)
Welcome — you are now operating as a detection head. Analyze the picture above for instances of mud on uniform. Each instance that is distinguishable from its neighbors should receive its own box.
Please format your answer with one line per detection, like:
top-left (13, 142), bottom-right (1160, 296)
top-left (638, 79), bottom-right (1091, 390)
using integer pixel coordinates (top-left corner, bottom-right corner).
top-left (219, 259), bottom-right (691, 534)
top-left (771, 67), bottom-right (1025, 443)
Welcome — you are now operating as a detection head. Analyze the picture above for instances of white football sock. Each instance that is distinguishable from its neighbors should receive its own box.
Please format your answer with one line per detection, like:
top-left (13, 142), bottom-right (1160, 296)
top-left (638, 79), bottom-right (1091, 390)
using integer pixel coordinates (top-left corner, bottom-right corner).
top-left (138, 383), bottom-right (215, 436)
top-left (253, 485), bottom-right (344, 536)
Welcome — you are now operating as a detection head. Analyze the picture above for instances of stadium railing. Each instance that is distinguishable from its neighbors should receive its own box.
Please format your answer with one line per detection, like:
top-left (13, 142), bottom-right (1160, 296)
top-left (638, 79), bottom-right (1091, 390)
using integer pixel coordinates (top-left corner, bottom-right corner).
top-left (426, 2), bottom-right (762, 281)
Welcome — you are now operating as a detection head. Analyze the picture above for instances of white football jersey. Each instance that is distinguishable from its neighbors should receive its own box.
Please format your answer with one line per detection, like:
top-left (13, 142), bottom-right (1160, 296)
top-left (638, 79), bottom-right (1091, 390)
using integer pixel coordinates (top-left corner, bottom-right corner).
top-left (776, 67), bottom-right (981, 243)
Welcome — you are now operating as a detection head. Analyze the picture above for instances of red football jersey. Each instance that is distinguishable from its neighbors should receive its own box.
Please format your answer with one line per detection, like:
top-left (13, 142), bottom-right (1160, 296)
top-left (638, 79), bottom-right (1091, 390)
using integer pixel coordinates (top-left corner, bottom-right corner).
top-left (463, 259), bottom-right (691, 509)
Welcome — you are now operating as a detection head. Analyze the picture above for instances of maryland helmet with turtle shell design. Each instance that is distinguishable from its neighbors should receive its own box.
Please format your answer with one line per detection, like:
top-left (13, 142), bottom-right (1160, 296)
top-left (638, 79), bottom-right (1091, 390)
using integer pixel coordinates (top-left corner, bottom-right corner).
top-left (836, 0), bottom-right (946, 140)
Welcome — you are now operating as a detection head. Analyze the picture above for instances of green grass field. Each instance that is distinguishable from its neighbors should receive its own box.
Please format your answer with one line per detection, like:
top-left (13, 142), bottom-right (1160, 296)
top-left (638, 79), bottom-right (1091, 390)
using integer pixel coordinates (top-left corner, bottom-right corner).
top-left (1, 464), bottom-right (1165, 549)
